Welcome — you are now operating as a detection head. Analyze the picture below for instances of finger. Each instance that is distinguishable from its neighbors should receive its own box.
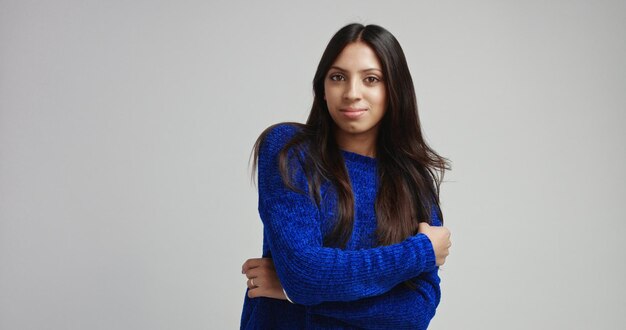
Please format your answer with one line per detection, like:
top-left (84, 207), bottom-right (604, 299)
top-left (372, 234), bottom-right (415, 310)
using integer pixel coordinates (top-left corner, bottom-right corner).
top-left (242, 258), bottom-right (264, 273)
top-left (247, 286), bottom-right (265, 299)
top-left (247, 277), bottom-right (260, 289)
top-left (244, 267), bottom-right (260, 279)
top-left (241, 258), bottom-right (261, 272)
top-left (247, 287), bottom-right (258, 298)
top-left (241, 258), bottom-right (274, 273)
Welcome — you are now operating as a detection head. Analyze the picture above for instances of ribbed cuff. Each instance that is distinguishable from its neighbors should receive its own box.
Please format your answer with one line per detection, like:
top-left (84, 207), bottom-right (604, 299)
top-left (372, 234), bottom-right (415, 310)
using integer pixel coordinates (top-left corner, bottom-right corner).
top-left (414, 233), bottom-right (437, 272)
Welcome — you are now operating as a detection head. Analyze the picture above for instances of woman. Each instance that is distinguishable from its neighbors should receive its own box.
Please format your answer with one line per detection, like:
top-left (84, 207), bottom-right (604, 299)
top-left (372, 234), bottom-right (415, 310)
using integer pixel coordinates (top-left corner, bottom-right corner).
top-left (240, 23), bottom-right (451, 329)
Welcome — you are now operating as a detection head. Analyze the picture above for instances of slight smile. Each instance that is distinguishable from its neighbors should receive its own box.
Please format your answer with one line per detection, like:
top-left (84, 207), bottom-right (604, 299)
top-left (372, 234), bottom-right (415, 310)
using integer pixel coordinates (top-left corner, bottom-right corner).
top-left (340, 108), bottom-right (367, 119)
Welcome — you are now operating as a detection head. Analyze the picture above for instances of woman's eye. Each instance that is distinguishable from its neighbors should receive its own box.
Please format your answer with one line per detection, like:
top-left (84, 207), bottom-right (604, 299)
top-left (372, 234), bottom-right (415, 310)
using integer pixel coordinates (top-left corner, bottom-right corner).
top-left (330, 74), bottom-right (345, 81)
top-left (365, 76), bottom-right (380, 84)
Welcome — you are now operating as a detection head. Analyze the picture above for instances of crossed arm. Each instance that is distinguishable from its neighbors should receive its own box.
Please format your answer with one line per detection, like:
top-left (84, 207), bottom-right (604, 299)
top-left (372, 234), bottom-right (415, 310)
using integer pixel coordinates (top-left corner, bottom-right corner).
top-left (241, 197), bottom-right (450, 328)
top-left (242, 125), bottom-right (451, 327)
top-left (242, 257), bottom-right (442, 329)
top-left (241, 210), bottom-right (449, 328)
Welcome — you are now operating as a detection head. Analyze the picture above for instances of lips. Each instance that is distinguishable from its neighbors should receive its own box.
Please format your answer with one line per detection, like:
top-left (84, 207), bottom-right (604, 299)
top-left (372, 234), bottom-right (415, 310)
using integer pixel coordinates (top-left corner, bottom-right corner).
top-left (340, 108), bottom-right (367, 119)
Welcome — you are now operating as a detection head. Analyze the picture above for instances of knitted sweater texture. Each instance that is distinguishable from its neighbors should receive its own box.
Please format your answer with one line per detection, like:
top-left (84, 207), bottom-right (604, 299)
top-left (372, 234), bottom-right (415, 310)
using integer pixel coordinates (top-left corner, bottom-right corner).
top-left (240, 123), bottom-right (442, 329)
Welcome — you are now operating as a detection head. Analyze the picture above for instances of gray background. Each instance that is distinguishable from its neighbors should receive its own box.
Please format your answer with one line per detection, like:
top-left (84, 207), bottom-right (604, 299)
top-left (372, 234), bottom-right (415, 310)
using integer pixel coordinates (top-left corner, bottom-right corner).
top-left (1, 0), bottom-right (625, 329)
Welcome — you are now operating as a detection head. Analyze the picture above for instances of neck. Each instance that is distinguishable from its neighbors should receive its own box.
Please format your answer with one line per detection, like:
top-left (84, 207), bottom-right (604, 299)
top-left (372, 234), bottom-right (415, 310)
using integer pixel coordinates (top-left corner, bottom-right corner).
top-left (334, 126), bottom-right (379, 158)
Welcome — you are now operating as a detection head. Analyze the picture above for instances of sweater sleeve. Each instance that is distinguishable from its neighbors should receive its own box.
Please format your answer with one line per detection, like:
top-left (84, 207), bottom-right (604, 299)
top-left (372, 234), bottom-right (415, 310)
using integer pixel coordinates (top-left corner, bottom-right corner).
top-left (257, 124), bottom-right (437, 306)
top-left (306, 270), bottom-right (440, 329)
top-left (305, 207), bottom-right (444, 329)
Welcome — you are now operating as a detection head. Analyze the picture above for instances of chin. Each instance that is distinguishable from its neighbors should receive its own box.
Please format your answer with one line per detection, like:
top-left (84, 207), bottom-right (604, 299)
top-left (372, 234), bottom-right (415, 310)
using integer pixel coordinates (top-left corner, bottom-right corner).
top-left (344, 124), bottom-right (371, 135)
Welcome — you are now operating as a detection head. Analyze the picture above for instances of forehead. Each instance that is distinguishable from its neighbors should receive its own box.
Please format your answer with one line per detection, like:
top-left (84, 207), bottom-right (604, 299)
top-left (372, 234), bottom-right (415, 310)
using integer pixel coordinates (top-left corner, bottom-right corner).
top-left (331, 42), bottom-right (382, 70)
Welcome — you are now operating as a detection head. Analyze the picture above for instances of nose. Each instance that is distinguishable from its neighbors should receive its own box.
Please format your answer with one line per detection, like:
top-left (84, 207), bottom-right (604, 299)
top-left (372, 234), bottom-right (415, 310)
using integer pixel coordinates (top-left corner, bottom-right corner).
top-left (343, 78), bottom-right (362, 101)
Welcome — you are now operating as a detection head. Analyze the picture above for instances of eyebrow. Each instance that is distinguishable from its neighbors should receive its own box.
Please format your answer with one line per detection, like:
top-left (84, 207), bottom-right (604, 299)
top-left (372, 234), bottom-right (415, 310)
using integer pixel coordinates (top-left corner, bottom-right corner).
top-left (330, 66), bottom-right (383, 73)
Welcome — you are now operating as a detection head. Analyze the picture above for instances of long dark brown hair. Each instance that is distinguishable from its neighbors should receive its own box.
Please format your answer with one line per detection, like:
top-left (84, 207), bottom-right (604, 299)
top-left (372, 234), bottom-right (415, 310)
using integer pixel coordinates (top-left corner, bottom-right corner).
top-left (253, 23), bottom-right (449, 269)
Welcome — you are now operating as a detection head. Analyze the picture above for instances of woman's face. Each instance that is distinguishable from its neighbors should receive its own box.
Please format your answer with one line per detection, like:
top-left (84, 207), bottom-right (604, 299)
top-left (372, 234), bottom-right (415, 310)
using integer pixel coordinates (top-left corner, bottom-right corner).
top-left (324, 42), bottom-right (387, 143)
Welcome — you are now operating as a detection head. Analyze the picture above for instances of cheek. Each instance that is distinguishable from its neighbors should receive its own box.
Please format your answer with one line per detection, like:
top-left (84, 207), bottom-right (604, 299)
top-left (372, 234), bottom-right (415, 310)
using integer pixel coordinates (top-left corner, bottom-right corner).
top-left (323, 84), bottom-right (331, 102)
top-left (371, 89), bottom-right (386, 107)
top-left (324, 87), bottom-right (341, 107)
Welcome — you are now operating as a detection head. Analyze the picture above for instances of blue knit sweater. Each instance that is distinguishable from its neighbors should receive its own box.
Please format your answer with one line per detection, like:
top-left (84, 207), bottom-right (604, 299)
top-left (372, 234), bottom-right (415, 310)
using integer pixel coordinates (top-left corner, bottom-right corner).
top-left (240, 123), bottom-right (442, 329)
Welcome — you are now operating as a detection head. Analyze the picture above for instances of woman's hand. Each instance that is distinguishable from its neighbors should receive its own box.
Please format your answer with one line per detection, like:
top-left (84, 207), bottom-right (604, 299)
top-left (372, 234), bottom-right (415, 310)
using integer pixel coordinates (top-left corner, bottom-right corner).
top-left (418, 222), bottom-right (451, 266)
top-left (241, 257), bottom-right (288, 300)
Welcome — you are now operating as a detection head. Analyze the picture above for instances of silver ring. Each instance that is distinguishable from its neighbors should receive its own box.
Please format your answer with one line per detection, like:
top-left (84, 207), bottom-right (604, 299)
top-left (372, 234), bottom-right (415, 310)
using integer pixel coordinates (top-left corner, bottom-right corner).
top-left (251, 278), bottom-right (255, 287)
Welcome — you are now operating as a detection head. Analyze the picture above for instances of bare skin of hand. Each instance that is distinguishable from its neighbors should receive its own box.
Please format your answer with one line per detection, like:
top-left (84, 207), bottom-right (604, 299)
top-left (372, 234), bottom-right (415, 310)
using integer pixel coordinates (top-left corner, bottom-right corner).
top-left (242, 258), bottom-right (287, 300)
top-left (418, 222), bottom-right (452, 266)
